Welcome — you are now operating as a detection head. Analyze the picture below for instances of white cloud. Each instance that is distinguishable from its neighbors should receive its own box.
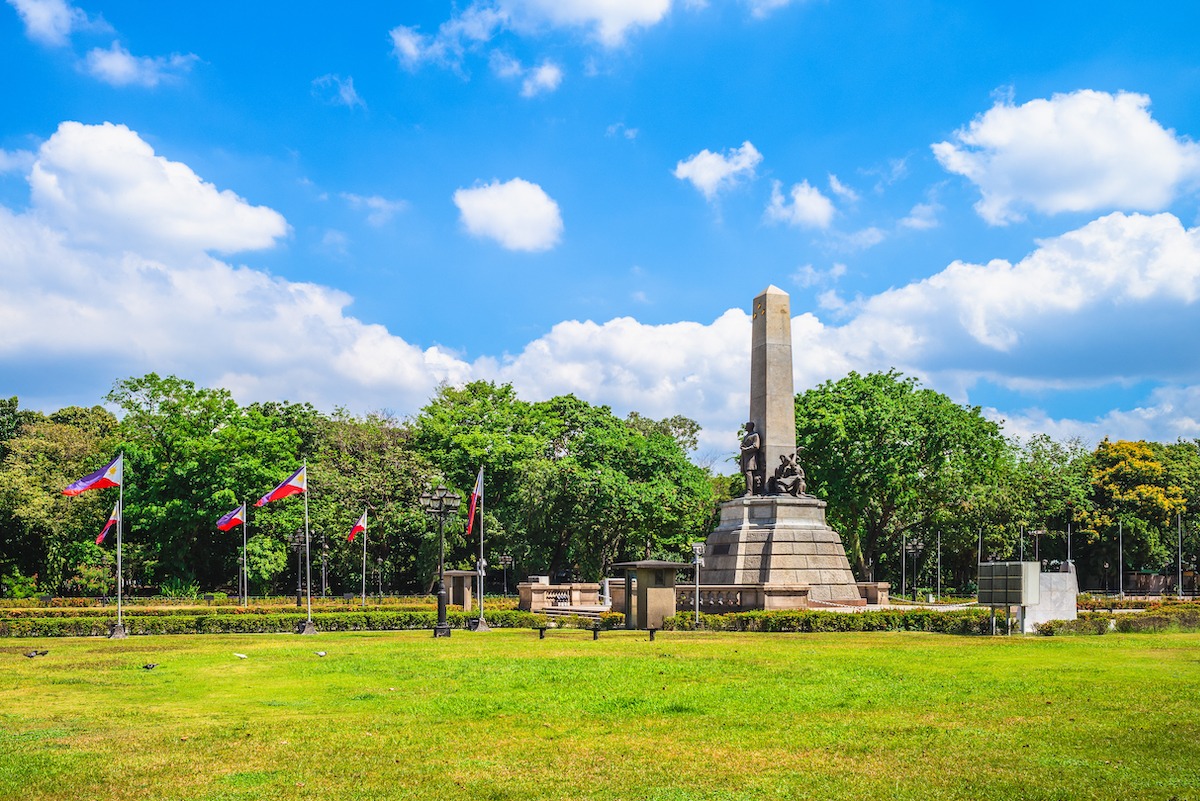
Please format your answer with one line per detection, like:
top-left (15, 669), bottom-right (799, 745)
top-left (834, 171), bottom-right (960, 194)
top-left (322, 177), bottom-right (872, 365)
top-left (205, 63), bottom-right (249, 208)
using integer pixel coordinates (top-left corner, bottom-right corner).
top-left (606, 122), bottom-right (638, 140)
top-left (498, 0), bottom-right (671, 46)
top-left (0, 148), bottom-right (36, 173)
top-left (84, 41), bottom-right (198, 87)
top-left (900, 201), bottom-right (939, 230)
top-left (674, 141), bottom-right (762, 201)
top-left (312, 74), bottom-right (366, 109)
top-left (490, 53), bottom-right (563, 97)
top-left (791, 262), bottom-right (846, 288)
top-left (340, 193), bottom-right (407, 226)
top-left (745, 0), bottom-right (797, 18)
top-left (765, 179), bottom-right (835, 228)
top-left (453, 177), bottom-right (563, 251)
top-left (10, 118), bottom-right (1200, 460)
top-left (29, 121), bottom-right (288, 256)
top-left (827, 173), bottom-right (858, 202)
top-left (6, 0), bottom-right (96, 46)
top-left (389, 25), bottom-right (439, 68)
top-left (933, 90), bottom-right (1200, 225)
top-left (521, 60), bottom-right (563, 96)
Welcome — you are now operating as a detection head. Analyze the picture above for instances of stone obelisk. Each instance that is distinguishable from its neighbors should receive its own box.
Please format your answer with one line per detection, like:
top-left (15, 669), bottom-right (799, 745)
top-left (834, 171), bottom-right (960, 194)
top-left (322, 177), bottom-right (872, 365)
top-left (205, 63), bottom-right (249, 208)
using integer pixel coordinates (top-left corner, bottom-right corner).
top-left (700, 285), bottom-right (865, 606)
top-left (750, 285), bottom-right (797, 488)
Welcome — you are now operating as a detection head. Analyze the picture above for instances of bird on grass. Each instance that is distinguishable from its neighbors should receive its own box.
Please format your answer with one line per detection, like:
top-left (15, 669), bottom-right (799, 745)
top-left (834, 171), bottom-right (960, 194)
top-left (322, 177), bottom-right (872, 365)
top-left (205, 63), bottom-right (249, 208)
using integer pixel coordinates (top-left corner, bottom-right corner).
top-left (142, 663), bottom-right (158, 670)
top-left (315, 651), bottom-right (326, 657)
top-left (23, 651), bottom-right (37, 658)
top-left (36, 650), bottom-right (48, 656)
top-left (233, 653), bottom-right (248, 659)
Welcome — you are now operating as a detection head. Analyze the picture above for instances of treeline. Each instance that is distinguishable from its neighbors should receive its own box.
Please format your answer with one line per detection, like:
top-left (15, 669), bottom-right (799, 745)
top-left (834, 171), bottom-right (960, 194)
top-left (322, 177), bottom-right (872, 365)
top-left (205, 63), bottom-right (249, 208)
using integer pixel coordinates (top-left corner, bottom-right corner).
top-left (796, 371), bottom-right (1200, 593)
top-left (2, 370), bottom-right (1198, 599)
top-left (0, 375), bottom-right (715, 597)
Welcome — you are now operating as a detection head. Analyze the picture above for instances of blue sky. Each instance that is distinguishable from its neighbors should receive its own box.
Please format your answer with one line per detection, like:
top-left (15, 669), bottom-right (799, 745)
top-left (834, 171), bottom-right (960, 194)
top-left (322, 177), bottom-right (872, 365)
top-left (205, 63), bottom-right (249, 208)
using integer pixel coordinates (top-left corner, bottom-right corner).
top-left (3, 1), bottom-right (1200, 462)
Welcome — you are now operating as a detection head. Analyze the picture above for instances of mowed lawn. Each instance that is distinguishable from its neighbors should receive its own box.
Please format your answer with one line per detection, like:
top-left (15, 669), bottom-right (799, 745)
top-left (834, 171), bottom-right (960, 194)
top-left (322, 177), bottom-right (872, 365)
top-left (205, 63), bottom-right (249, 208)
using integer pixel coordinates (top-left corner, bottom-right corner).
top-left (1, 629), bottom-right (1198, 801)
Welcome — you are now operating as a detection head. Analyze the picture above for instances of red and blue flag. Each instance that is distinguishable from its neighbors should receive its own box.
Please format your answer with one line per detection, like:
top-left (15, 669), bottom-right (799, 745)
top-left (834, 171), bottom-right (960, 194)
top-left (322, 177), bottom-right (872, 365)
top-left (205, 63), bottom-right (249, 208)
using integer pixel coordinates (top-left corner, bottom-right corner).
top-left (255, 466), bottom-right (306, 507)
top-left (64, 454), bottom-right (122, 496)
top-left (216, 503), bottom-right (246, 531)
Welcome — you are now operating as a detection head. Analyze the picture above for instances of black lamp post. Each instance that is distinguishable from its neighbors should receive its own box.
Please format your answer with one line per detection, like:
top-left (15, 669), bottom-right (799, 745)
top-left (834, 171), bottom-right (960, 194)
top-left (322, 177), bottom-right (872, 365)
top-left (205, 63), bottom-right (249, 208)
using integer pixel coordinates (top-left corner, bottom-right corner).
top-left (419, 484), bottom-right (460, 638)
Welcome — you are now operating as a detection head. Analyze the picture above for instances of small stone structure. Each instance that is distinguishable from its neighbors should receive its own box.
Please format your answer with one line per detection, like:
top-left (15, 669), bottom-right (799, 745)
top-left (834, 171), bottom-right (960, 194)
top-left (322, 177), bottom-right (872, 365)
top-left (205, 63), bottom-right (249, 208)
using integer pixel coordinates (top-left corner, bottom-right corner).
top-left (1023, 563), bottom-right (1080, 631)
top-left (517, 577), bottom-right (602, 612)
top-left (444, 570), bottom-right (476, 612)
top-left (612, 560), bottom-right (688, 630)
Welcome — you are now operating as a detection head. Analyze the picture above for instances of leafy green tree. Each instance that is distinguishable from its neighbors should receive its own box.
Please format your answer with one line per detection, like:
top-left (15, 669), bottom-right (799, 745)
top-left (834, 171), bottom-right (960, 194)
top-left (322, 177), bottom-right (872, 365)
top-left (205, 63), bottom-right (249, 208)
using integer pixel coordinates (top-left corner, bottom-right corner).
top-left (310, 410), bottom-right (434, 594)
top-left (107, 374), bottom-right (302, 590)
top-left (0, 406), bottom-right (118, 591)
top-left (794, 370), bottom-right (1008, 589)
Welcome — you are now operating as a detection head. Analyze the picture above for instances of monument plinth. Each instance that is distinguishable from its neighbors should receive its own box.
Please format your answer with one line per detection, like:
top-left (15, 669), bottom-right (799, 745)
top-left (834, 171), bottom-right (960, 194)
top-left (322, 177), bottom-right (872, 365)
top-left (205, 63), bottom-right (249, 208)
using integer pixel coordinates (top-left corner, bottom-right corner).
top-left (701, 285), bottom-right (866, 607)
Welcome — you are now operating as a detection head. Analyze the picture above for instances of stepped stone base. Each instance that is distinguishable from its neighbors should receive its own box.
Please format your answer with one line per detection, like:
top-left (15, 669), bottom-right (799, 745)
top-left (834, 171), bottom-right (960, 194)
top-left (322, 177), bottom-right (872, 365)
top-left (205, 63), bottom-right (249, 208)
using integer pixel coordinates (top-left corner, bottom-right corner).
top-left (701, 494), bottom-right (862, 605)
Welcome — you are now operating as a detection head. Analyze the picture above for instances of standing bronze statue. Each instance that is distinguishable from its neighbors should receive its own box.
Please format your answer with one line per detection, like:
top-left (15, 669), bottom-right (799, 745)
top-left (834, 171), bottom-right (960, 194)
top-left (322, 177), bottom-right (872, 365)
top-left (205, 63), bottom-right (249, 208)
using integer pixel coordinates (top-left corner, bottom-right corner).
top-left (740, 422), bottom-right (761, 496)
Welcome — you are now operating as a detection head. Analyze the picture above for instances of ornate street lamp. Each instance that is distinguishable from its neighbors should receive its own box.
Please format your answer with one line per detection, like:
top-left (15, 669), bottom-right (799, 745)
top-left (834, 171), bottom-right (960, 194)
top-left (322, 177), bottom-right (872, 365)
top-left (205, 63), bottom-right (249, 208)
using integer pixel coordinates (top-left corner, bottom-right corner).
top-left (419, 484), bottom-right (460, 638)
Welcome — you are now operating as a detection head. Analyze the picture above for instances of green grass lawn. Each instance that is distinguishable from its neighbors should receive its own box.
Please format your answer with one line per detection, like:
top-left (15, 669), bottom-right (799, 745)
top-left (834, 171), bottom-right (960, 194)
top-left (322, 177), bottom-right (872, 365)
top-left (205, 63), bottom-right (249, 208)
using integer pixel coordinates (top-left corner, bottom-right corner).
top-left (1, 629), bottom-right (1198, 801)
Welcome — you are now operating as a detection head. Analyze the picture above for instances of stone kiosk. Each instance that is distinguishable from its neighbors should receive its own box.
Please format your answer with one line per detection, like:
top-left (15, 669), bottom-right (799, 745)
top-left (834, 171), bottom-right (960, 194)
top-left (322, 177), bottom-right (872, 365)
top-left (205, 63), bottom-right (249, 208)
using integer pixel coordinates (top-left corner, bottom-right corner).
top-left (612, 560), bottom-right (688, 630)
top-left (698, 286), bottom-right (875, 610)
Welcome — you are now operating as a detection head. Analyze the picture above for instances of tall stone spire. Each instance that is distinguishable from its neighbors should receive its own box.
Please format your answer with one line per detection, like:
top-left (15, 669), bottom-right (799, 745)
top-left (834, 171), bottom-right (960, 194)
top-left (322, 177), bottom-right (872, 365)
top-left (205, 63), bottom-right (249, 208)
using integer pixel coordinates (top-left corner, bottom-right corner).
top-left (749, 285), bottom-right (796, 487)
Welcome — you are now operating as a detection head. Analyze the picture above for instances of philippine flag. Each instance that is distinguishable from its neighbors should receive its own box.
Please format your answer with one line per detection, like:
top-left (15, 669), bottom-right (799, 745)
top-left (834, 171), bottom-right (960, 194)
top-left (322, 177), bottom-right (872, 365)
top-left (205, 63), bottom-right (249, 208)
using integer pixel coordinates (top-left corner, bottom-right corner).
top-left (216, 503), bottom-right (246, 531)
top-left (96, 503), bottom-right (119, 545)
top-left (466, 467), bottom-right (483, 535)
top-left (255, 466), bottom-right (306, 507)
top-left (64, 454), bottom-right (123, 496)
top-left (348, 510), bottom-right (367, 543)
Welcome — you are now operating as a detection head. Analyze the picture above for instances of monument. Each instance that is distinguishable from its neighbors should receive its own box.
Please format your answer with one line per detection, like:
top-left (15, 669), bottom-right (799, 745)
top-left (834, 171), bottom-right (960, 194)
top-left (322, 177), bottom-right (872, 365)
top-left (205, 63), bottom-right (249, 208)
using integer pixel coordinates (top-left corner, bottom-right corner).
top-left (700, 286), bottom-right (869, 607)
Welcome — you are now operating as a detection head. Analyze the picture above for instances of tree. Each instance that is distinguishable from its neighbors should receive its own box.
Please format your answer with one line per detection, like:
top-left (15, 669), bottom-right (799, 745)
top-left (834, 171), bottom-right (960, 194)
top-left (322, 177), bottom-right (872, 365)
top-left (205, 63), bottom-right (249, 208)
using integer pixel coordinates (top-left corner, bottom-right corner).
top-left (1078, 439), bottom-right (1185, 577)
top-left (794, 370), bottom-right (1008, 589)
top-left (107, 374), bottom-right (302, 590)
top-left (0, 406), bottom-right (118, 591)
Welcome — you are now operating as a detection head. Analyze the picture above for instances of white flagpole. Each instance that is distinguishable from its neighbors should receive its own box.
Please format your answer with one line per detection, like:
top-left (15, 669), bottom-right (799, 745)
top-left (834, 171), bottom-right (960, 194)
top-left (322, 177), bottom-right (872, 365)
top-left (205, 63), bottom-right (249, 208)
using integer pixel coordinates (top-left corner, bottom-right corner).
top-left (304, 460), bottom-right (312, 623)
top-left (478, 470), bottom-right (486, 627)
top-left (361, 509), bottom-right (367, 608)
top-left (242, 502), bottom-right (248, 608)
top-left (116, 452), bottom-right (124, 628)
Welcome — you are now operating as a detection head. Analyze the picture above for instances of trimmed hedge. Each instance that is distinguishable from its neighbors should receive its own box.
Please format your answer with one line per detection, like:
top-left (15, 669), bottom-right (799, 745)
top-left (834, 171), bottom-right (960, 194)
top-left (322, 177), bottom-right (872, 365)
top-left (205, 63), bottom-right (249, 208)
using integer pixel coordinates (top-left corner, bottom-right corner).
top-left (660, 607), bottom-right (998, 635)
top-left (1036, 604), bottom-right (1200, 635)
top-left (0, 608), bottom-right (547, 637)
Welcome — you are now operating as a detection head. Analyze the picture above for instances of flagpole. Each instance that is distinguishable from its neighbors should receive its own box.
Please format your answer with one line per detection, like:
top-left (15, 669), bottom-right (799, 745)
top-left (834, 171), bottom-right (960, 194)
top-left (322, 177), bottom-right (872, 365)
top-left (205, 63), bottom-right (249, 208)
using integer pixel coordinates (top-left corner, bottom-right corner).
top-left (304, 459), bottom-right (313, 627)
top-left (475, 468), bottom-right (489, 631)
top-left (361, 509), bottom-right (368, 608)
top-left (113, 452), bottom-right (126, 638)
top-left (242, 502), bottom-right (248, 608)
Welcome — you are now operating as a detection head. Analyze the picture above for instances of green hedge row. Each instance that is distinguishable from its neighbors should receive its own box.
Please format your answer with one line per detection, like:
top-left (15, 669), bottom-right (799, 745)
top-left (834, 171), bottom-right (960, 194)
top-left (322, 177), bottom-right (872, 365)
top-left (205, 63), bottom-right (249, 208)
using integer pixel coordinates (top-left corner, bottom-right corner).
top-left (660, 607), bottom-right (998, 634)
top-left (0, 609), bottom-right (547, 637)
top-left (1036, 604), bottom-right (1200, 635)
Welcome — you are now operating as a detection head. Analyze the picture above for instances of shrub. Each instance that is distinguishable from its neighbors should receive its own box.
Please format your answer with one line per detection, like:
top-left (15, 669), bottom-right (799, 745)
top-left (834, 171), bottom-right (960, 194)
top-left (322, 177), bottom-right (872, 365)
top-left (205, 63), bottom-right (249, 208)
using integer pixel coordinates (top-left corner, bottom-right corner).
top-left (659, 607), bottom-right (997, 635)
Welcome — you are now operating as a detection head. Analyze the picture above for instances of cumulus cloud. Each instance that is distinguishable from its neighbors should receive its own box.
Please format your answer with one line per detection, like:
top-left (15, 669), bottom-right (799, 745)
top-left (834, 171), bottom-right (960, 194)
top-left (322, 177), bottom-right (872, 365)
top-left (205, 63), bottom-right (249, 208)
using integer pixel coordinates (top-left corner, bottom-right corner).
top-left (933, 90), bottom-right (1200, 225)
top-left (453, 177), bottom-right (563, 251)
top-left (84, 41), bottom-right (198, 87)
top-left (765, 179), bottom-right (835, 228)
top-left (6, 0), bottom-right (100, 46)
top-left (9, 118), bottom-right (1200, 460)
top-left (674, 141), bottom-right (762, 201)
top-left (29, 121), bottom-right (288, 256)
top-left (312, 74), bottom-right (366, 109)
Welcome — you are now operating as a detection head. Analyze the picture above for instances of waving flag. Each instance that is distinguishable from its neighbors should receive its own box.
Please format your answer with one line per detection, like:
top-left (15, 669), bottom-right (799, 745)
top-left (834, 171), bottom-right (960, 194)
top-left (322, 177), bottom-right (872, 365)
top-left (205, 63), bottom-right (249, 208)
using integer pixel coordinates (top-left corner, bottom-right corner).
top-left (64, 454), bottom-right (123, 496)
top-left (255, 466), bottom-right (306, 507)
top-left (466, 467), bottom-right (483, 535)
top-left (216, 503), bottom-right (246, 531)
top-left (348, 509), bottom-right (367, 543)
top-left (96, 503), bottom-right (120, 544)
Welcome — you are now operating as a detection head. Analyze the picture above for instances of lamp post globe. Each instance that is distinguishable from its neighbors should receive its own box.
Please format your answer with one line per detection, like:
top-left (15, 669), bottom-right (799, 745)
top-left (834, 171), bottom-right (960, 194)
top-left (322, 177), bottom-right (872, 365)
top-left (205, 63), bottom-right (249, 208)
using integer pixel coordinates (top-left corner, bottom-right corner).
top-left (419, 484), bottom-right (460, 638)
